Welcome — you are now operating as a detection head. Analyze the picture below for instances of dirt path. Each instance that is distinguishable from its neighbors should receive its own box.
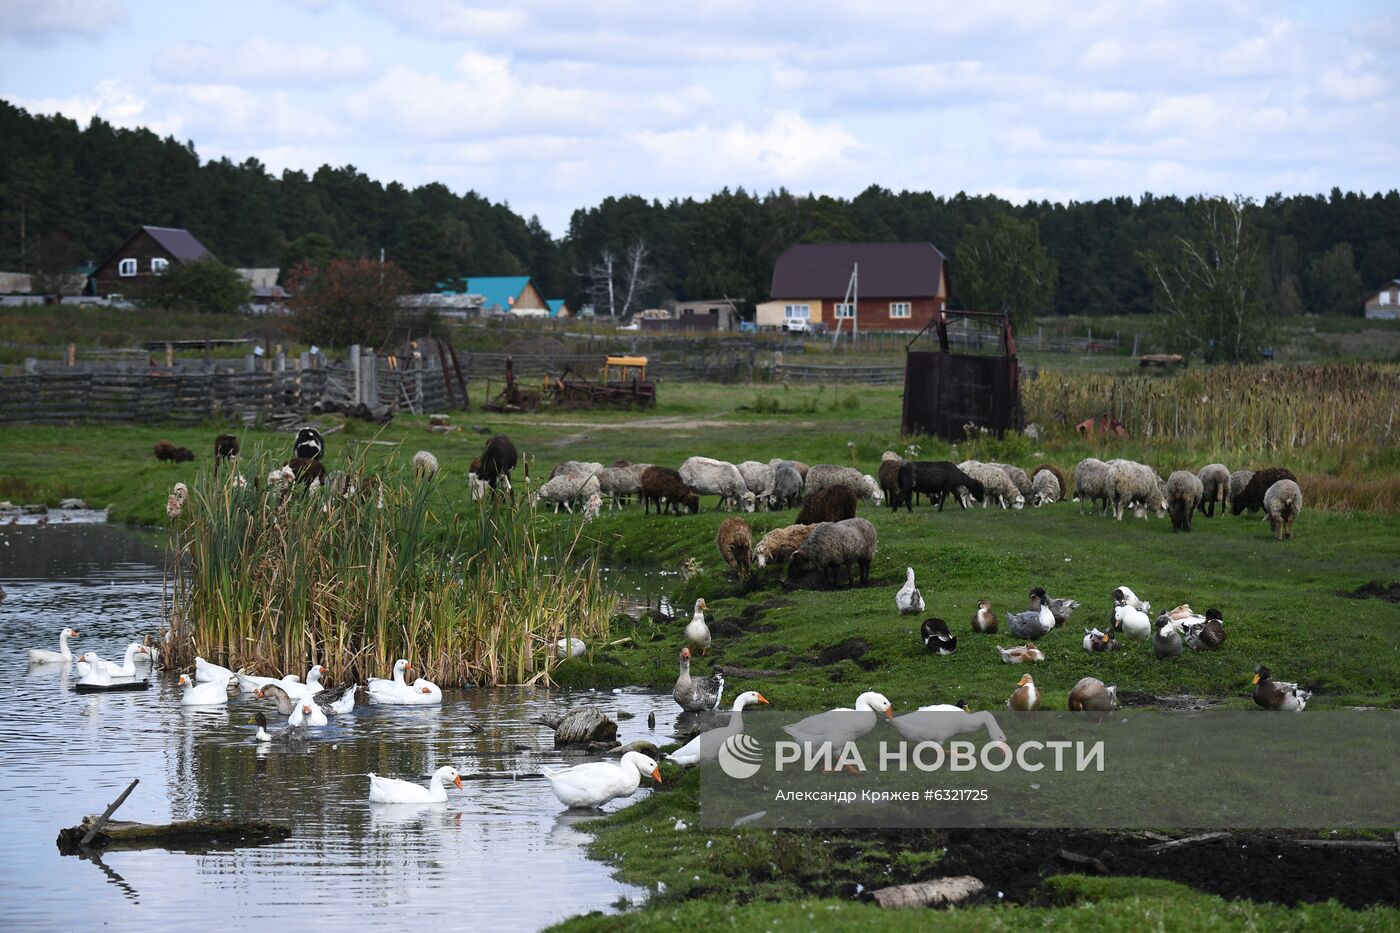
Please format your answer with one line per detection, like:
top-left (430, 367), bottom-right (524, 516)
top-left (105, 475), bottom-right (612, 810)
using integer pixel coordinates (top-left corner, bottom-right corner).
top-left (539, 415), bottom-right (817, 447)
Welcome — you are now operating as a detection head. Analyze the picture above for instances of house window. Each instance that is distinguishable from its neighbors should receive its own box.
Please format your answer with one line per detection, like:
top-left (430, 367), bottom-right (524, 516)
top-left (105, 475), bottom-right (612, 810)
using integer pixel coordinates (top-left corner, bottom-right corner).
top-left (151, 258), bottom-right (169, 274)
top-left (890, 302), bottom-right (912, 318)
top-left (1382, 291), bottom-right (1393, 306)
top-left (784, 304), bottom-right (810, 320)
top-left (834, 302), bottom-right (855, 319)
top-left (118, 258), bottom-right (137, 277)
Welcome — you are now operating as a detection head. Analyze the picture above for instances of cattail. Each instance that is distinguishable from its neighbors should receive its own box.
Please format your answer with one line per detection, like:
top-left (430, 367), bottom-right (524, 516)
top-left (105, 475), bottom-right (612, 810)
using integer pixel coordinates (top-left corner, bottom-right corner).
top-left (166, 494), bottom-right (183, 520)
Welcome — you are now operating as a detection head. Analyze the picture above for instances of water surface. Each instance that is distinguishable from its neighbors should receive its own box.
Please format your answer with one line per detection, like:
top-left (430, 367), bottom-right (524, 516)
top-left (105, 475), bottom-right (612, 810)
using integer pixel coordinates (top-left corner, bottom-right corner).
top-left (0, 524), bottom-right (681, 931)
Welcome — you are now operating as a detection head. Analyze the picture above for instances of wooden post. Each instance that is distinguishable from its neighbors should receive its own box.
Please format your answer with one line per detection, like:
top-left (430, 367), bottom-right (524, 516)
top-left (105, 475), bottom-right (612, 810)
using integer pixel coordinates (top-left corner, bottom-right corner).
top-left (350, 344), bottom-right (362, 405)
top-left (165, 342), bottom-right (174, 368)
top-left (274, 351), bottom-right (285, 372)
top-left (244, 354), bottom-right (256, 373)
top-left (80, 778), bottom-right (139, 847)
top-left (67, 342), bottom-right (76, 367)
top-left (363, 351), bottom-right (378, 407)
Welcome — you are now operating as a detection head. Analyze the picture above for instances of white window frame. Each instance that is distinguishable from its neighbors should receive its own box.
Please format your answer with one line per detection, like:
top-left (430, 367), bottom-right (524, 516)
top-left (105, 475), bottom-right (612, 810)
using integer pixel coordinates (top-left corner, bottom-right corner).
top-left (1381, 291), bottom-right (1392, 306)
top-left (784, 303), bottom-right (810, 320)
top-left (118, 258), bottom-right (137, 277)
top-left (889, 301), bottom-right (912, 318)
top-left (151, 257), bottom-right (169, 274)
top-left (834, 302), bottom-right (855, 319)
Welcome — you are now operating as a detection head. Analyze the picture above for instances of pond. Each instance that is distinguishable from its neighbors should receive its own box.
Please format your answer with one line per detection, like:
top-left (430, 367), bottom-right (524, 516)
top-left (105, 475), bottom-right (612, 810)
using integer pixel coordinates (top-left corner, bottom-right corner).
top-left (0, 524), bottom-right (684, 932)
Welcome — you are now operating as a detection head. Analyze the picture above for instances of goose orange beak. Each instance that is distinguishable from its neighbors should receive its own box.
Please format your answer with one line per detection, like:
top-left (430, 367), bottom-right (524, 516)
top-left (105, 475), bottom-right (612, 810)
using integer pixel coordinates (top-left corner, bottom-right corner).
top-left (255, 689), bottom-right (265, 699)
top-left (650, 767), bottom-right (663, 783)
top-left (453, 775), bottom-right (464, 789)
top-left (302, 705), bottom-right (311, 715)
top-left (884, 707), bottom-right (895, 720)
top-left (756, 694), bottom-right (770, 705)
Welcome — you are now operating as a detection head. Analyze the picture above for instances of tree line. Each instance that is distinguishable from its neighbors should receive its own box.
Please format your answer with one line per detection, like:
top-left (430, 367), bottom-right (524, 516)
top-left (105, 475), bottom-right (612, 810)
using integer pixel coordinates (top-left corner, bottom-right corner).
top-left (2, 99), bottom-right (1397, 322)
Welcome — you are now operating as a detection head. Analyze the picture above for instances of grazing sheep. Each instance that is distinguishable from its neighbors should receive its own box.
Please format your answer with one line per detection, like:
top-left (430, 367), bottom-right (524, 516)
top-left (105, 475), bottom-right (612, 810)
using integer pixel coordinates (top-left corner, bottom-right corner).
top-left (597, 462), bottom-right (651, 509)
top-left (1263, 479), bottom-right (1303, 540)
top-left (768, 458), bottom-right (810, 479)
top-left (771, 463), bottom-right (804, 510)
top-left (893, 461), bottom-right (983, 512)
top-left (154, 440), bottom-right (177, 463)
top-left (639, 466), bottom-right (698, 516)
top-left (1232, 467), bottom-right (1297, 516)
top-left (1106, 460), bottom-right (1167, 521)
top-left (172, 446), bottom-right (196, 463)
top-left (550, 460), bottom-right (603, 480)
top-left (478, 435), bottom-right (519, 496)
top-left (294, 427), bottom-right (325, 461)
top-left (788, 517), bottom-right (877, 586)
top-left (957, 461), bottom-right (1025, 509)
top-left (1228, 469), bottom-right (1255, 512)
top-left (1166, 470), bottom-right (1204, 532)
top-left (991, 463), bottom-right (1033, 500)
top-left (535, 471), bottom-right (600, 513)
top-left (754, 524), bottom-right (818, 568)
top-left (1073, 458), bottom-right (1112, 515)
top-left (716, 517), bottom-right (754, 576)
top-left (1031, 464), bottom-right (1067, 499)
top-left (412, 450), bottom-right (439, 478)
top-left (796, 485), bottom-right (857, 525)
top-left (214, 434), bottom-right (240, 472)
top-left (1030, 470), bottom-right (1062, 507)
top-left (736, 461), bottom-right (777, 510)
top-left (580, 492), bottom-right (603, 522)
top-left (678, 457), bottom-right (756, 512)
top-left (804, 464), bottom-right (884, 505)
top-left (1197, 463), bottom-right (1230, 517)
top-left (877, 452), bottom-right (904, 505)
top-left (285, 457), bottom-right (327, 487)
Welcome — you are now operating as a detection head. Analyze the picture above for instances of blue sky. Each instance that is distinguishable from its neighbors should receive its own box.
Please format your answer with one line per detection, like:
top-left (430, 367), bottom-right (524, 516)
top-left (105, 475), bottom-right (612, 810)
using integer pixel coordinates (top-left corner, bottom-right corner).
top-left (2, 0), bottom-right (1397, 235)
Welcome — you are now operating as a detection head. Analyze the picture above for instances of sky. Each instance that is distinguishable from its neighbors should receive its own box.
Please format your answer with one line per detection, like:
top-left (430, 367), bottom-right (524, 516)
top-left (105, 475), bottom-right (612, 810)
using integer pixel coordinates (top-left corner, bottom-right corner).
top-left (2, 0), bottom-right (1397, 236)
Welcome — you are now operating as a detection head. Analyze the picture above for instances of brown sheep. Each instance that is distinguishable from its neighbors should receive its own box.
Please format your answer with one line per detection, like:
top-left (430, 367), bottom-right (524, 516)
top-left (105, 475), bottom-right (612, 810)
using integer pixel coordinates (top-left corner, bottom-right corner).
top-left (796, 485), bottom-right (857, 525)
top-left (286, 457), bottom-right (327, 486)
top-left (154, 440), bottom-right (177, 463)
top-left (1232, 467), bottom-right (1297, 515)
top-left (716, 517), bottom-right (754, 576)
top-left (876, 452), bottom-right (904, 505)
top-left (754, 523), bottom-right (818, 569)
top-left (639, 466), bottom-right (698, 516)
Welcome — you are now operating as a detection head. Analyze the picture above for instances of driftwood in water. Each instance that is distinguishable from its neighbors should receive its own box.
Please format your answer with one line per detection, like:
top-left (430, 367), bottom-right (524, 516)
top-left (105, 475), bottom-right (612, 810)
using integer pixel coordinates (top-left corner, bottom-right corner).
top-left (870, 875), bottom-right (985, 908)
top-left (74, 680), bottom-right (150, 694)
top-left (531, 706), bottom-right (618, 748)
top-left (59, 817), bottom-right (291, 855)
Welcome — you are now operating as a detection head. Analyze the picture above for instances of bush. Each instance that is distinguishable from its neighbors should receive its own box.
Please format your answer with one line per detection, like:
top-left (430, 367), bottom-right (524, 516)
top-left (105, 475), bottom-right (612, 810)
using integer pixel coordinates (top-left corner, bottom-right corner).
top-left (138, 259), bottom-right (251, 314)
top-left (288, 257), bottom-right (410, 348)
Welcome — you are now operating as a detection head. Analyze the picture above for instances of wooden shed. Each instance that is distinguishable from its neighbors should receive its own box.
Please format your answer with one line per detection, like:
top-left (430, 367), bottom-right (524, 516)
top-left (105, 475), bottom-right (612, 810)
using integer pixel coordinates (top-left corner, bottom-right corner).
top-left (901, 311), bottom-right (1021, 439)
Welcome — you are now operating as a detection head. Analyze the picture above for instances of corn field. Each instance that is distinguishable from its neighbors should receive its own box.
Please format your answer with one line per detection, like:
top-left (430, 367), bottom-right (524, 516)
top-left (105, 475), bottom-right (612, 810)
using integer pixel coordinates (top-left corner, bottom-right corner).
top-left (162, 451), bottom-right (615, 687)
top-left (1023, 363), bottom-right (1400, 453)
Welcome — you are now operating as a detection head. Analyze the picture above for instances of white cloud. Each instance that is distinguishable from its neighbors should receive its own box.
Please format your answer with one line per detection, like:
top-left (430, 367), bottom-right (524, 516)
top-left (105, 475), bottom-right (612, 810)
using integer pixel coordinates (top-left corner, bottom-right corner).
top-left (11, 79), bottom-right (161, 131)
top-left (1080, 38), bottom-right (1124, 70)
top-left (633, 110), bottom-right (862, 184)
top-left (154, 39), bottom-right (375, 86)
top-left (1318, 67), bottom-right (1385, 103)
top-left (355, 0), bottom-right (526, 38)
top-left (0, 0), bottom-right (125, 45)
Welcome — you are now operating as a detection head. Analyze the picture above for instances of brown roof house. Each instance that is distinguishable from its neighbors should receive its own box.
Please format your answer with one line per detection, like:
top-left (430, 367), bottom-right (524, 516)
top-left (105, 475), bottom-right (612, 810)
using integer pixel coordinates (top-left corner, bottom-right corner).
top-left (756, 242), bottom-right (948, 332)
top-left (91, 226), bottom-right (214, 298)
top-left (1364, 279), bottom-right (1400, 320)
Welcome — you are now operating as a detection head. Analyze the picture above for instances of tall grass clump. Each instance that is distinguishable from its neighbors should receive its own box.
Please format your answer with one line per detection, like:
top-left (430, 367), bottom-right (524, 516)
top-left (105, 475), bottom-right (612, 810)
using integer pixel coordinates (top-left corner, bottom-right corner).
top-left (162, 448), bottom-right (615, 686)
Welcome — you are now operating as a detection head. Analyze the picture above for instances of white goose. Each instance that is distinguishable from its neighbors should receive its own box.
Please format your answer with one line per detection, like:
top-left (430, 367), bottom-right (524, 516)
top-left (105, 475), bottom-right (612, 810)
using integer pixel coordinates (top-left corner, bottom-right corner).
top-left (368, 659), bottom-right (443, 705)
top-left (667, 691), bottom-right (769, 766)
top-left (542, 751), bottom-right (662, 809)
top-left (368, 766), bottom-right (464, 804)
top-left (94, 643), bottom-right (150, 678)
top-left (683, 598), bottom-right (711, 655)
top-left (195, 656), bottom-right (236, 684)
top-left (1114, 604), bottom-right (1152, 641)
top-left (75, 653), bottom-right (112, 687)
top-left (235, 670), bottom-right (303, 695)
top-left (327, 684), bottom-right (358, 715)
top-left (896, 568), bottom-right (925, 615)
top-left (892, 703), bottom-right (1007, 745)
top-left (178, 673), bottom-right (230, 706)
top-left (782, 692), bottom-right (894, 752)
top-left (289, 696), bottom-right (328, 727)
top-left (28, 628), bottom-right (79, 664)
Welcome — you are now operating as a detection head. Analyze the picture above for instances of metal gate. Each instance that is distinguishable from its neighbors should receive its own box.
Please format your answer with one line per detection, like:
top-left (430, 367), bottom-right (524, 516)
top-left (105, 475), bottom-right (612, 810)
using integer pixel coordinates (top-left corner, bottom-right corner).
top-left (901, 311), bottom-right (1021, 439)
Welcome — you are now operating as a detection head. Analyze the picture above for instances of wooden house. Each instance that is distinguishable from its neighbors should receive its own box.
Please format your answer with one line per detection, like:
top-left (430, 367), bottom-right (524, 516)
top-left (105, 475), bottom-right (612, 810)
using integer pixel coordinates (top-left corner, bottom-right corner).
top-left (91, 226), bottom-right (214, 298)
top-left (756, 242), bottom-right (949, 333)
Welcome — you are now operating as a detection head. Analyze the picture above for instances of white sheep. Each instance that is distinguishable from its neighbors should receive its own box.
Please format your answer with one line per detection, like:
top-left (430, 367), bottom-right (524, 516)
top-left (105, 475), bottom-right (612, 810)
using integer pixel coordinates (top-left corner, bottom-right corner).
top-left (957, 460), bottom-right (1025, 509)
top-left (679, 457), bottom-right (756, 512)
top-left (597, 463), bottom-right (651, 510)
top-left (737, 460), bottom-right (777, 509)
top-left (412, 450), bottom-right (439, 478)
top-left (1106, 460), bottom-right (1167, 521)
top-left (991, 463), bottom-right (1033, 500)
top-left (580, 492), bottom-right (603, 522)
top-left (1263, 479), bottom-right (1302, 540)
top-left (804, 464), bottom-right (884, 505)
top-left (535, 472), bottom-right (600, 513)
top-left (1031, 469), bottom-right (1061, 507)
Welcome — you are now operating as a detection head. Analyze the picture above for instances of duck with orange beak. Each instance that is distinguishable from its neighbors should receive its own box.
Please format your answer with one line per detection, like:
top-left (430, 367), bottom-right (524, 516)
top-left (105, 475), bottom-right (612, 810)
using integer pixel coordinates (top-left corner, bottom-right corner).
top-left (368, 766), bottom-right (464, 803)
top-left (1007, 673), bottom-right (1040, 712)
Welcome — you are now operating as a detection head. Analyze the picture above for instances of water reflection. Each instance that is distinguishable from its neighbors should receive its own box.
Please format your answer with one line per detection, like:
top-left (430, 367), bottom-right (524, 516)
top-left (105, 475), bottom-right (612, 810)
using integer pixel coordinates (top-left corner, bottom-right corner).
top-left (0, 525), bottom-right (682, 932)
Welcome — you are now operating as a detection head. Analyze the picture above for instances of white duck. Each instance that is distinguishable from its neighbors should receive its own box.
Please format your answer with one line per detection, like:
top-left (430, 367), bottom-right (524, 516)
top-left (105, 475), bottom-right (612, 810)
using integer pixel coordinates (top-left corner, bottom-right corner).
top-left (1114, 604), bottom-right (1152, 641)
top-left (289, 696), bottom-right (329, 727)
top-left (683, 598), bottom-right (711, 655)
top-left (782, 692), bottom-right (894, 752)
top-left (178, 673), bottom-right (229, 706)
top-left (542, 751), bottom-right (662, 809)
top-left (667, 691), bottom-right (770, 766)
top-left (94, 643), bottom-right (150, 678)
top-left (368, 766), bottom-right (464, 804)
top-left (28, 628), bottom-right (79, 664)
top-left (195, 656), bottom-right (236, 684)
top-left (896, 567), bottom-right (925, 615)
top-left (75, 653), bottom-right (112, 687)
top-left (892, 703), bottom-right (1007, 745)
top-left (1112, 585), bottom-right (1151, 614)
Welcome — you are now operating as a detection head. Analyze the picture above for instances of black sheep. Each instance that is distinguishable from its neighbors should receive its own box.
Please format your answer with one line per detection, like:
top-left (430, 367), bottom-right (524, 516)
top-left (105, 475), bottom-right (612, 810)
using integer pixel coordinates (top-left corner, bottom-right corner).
top-left (477, 434), bottom-right (519, 496)
top-left (154, 440), bottom-right (177, 463)
top-left (639, 466), bottom-right (696, 516)
top-left (795, 485), bottom-right (857, 525)
top-left (894, 461), bottom-right (984, 512)
top-left (286, 457), bottom-right (327, 486)
top-left (214, 434), bottom-right (240, 460)
top-left (294, 427), bottom-right (325, 461)
top-left (1231, 467), bottom-right (1297, 515)
top-left (172, 447), bottom-right (196, 463)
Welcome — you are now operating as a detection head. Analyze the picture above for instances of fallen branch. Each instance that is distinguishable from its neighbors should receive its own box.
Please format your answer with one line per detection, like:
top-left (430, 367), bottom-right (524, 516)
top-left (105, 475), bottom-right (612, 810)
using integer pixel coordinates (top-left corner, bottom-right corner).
top-left (871, 876), bottom-right (985, 909)
top-left (1146, 832), bottom-right (1231, 853)
top-left (59, 817), bottom-right (291, 855)
top-left (1292, 839), bottom-right (1395, 850)
top-left (80, 778), bottom-right (139, 847)
top-left (1056, 848), bottom-right (1110, 874)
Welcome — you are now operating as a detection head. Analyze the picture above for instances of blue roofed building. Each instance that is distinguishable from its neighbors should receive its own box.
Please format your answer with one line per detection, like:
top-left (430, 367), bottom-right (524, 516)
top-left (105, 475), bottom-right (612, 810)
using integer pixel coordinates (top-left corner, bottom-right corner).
top-left (547, 299), bottom-right (572, 318)
top-left (436, 275), bottom-right (550, 316)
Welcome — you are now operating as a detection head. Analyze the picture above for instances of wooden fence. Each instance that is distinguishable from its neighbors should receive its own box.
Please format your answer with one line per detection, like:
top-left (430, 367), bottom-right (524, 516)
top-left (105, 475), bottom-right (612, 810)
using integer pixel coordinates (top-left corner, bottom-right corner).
top-left (771, 363), bottom-right (904, 384)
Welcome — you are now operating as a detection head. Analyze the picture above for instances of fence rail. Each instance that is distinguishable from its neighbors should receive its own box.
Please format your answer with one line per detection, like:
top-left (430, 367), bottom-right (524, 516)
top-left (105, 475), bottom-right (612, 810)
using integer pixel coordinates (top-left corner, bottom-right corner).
top-left (771, 363), bottom-right (905, 384)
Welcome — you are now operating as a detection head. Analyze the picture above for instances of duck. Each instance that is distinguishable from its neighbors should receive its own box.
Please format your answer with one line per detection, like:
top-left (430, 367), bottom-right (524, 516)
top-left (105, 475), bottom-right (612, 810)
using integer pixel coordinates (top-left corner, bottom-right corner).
top-left (920, 618), bottom-right (957, 654)
top-left (410, 677), bottom-right (444, 704)
top-left (672, 646), bottom-right (725, 712)
top-left (1029, 586), bottom-right (1079, 626)
top-left (178, 673), bottom-right (229, 706)
top-left (1252, 665), bottom-right (1311, 711)
top-left (367, 659), bottom-right (443, 705)
top-left (1186, 610), bottom-right (1226, 650)
top-left (683, 598), bottom-right (711, 655)
top-left (1007, 673), bottom-right (1040, 711)
top-left (252, 712), bottom-right (274, 742)
top-left (1005, 594), bottom-right (1055, 639)
top-left (556, 638), bottom-right (587, 659)
top-left (543, 751), bottom-right (662, 809)
top-left (1082, 628), bottom-right (1120, 652)
top-left (94, 643), bottom-right (150, 678)
top-left (1166, 603), bottom-right (1198, 621)
top-left (892, 703), bottom-right (1007, 745)
top-left (326, 683), bottom-right (358, 714)
top-left (28, 628), bottom-right (79, 665)
top-left (1067, 677), bottom-right (1117, 712)
top-left (368, 766), bottom-right (464, 804)
top-left (896, 568), bottom-right (925, 615)
top-left (667, 691), bottom-right (769, 765)
top-left (1153, 615), bottom-right (1184, 659)
top-left (249, 711), bottom-right (307, 745)
top-left (971, 599), bottom-right (998, 633)
top-left (75, 653), bottom-right (112, 687)
top-left (289, 696), bottom-right (329, 727)
top-left (195, 656), bottom-right (236, 684)
top-left (1114, 603), bottom-right (1152, 641)
top-left (997, 643), bottom-right (1045, 664)
top-left (261, 681), bottom-right (357, 717)
top-left (782, 692), bottom-right (893, 751)
top-left (1112, 585), bottom-right (1151, 614)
